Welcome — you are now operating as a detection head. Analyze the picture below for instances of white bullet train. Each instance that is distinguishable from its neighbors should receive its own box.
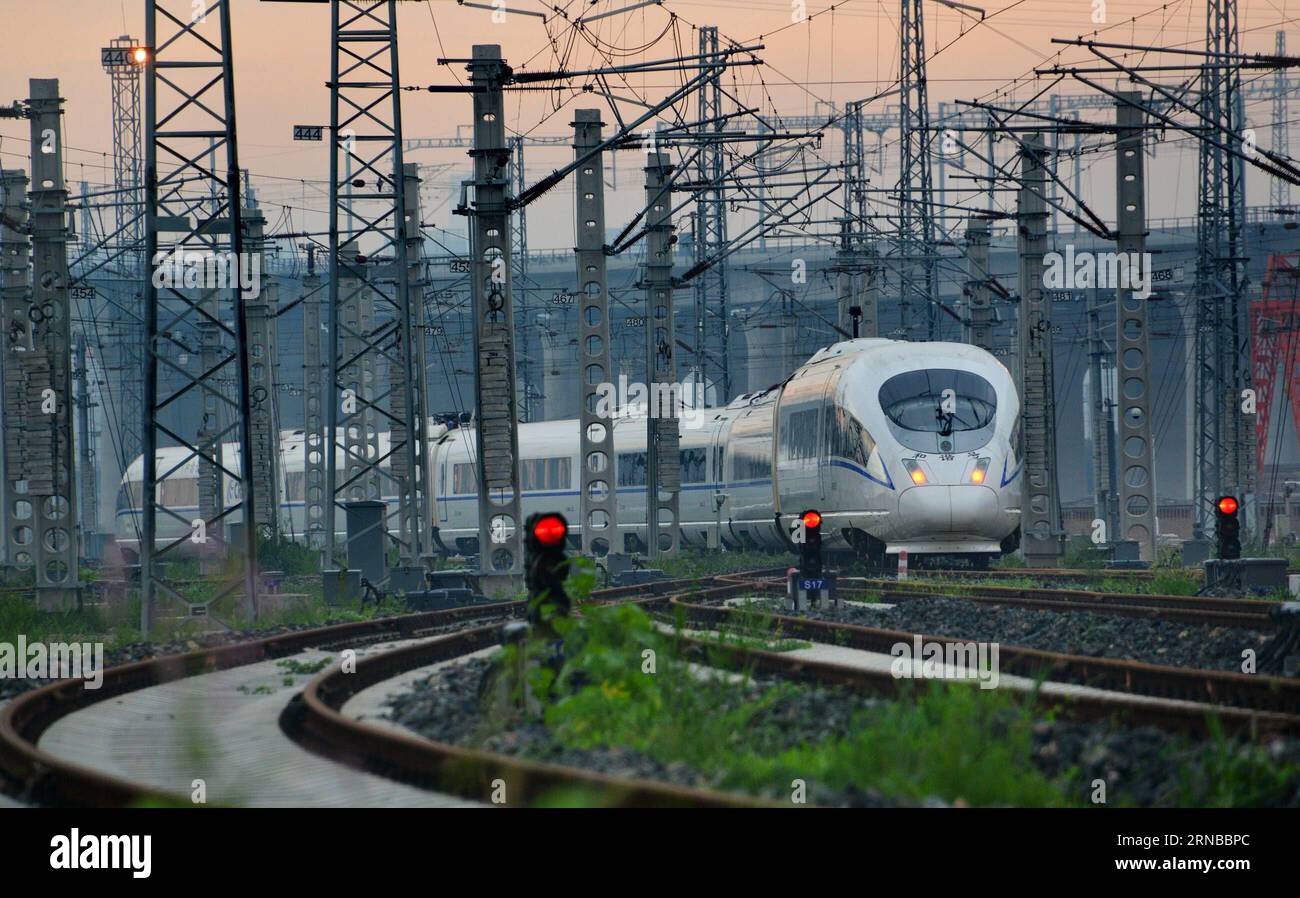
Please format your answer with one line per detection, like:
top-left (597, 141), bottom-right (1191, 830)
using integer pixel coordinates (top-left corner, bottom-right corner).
top-left (114, 339), bottom-right (1022, 567)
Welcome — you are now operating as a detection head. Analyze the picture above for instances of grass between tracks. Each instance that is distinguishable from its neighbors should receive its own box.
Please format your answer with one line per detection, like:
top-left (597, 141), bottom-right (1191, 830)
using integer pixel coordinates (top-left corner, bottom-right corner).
top-left (489, 584), bottom-right (1298, 807)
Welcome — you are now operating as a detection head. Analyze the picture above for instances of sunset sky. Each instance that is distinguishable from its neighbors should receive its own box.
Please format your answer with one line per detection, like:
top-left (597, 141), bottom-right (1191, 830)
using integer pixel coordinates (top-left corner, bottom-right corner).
top-left (2, 1), bottom-right (1298, 247)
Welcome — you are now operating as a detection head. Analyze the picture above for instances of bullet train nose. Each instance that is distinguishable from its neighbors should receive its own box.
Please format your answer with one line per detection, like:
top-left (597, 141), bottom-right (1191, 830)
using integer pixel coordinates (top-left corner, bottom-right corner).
top-left (897, 485), bottom-right (999, 536)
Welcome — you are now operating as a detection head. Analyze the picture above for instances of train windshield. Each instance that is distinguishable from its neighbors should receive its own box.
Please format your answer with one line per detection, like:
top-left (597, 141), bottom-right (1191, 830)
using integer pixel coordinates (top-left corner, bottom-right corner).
top-left (878, 369), bottom-right (998, 452)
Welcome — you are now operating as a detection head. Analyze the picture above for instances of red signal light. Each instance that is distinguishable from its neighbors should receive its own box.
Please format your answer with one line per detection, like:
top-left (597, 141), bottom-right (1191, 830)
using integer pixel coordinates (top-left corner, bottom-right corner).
top-left (801, 510), bottom-right (822, 530)
top-left (532, 513), bottom-right (567, 547)
top-left (1217, 496), bottom-right (1239, 515)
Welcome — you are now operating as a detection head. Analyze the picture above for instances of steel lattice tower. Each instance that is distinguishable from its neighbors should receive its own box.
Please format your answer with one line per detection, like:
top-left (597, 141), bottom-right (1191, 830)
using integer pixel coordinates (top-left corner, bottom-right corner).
top-left (103, 36), bottom-right (145, 470)
top-left (142, 0), bottom-right (260, 627)
top-left (507, 134), bottom-right (534, 422)
top-left (324, 0), bottom-right (425, 577)
top-left (897, 0), bottom-right (939, 340)
top-left (693, 26), bottom-right (729, 400)
top-left (1193, 0), bottom-right (1252, 537)
top-left (1272, 31), bottom-right (1291, 212)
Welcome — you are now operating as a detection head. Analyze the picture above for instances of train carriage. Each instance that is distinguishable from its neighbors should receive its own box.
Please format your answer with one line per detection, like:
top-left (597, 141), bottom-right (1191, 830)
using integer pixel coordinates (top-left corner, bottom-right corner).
top-left (115, 339), bottom-right (1021, 566)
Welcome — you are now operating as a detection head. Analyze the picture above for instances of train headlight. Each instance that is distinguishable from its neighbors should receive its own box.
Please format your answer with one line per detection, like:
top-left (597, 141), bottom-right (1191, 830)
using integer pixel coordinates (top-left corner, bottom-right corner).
top-left (970, 457), bottom-right (990, 484)
top-left (903, 459), bottom-right (927, 485)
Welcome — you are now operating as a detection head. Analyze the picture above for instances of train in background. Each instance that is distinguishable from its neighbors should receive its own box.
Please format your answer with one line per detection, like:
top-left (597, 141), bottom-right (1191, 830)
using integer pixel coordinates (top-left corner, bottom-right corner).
top-left (114, 338), bottom-right (1022, 568)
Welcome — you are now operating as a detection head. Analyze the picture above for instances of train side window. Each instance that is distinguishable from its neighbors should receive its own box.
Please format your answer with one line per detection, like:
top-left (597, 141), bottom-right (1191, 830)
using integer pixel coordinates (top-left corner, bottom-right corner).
top-left (452, 463), bottom-right (477, 494)
top-left (680, 448), bottom-right (707, 483)
top-left (521, 457), bottom-right (573, 491)
top-left (733, 444), bottom-right (771, 480)
top-left (549, 457), bottom-right (572, 490)
top-left (160, 477), bottom-right (198, 506)
top-left (825, 405), bottom-right (876, 467)
top-left (779, 405), bottom-right (820, 462)
top-left (618, 452), bottom-right (647, 487)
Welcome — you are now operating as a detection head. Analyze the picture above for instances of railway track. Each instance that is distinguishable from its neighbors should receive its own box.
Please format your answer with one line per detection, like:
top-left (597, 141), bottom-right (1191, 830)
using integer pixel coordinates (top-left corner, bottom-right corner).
top-left (671, 590), bottom-right (1300, 720)
top-left (4, 566), bottom-right (1295, 808)
top-left (0, 571), bottom-right (770, 808)
top-left (283, 577), bottom-right (1298, 809)
top-left (845, 577), bottom-right (1280, 629)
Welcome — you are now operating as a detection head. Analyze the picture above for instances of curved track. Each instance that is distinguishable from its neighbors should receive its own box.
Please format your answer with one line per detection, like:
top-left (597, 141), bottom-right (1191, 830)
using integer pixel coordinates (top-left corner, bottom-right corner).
top-left (3, 567), bottom-right (1294, 808)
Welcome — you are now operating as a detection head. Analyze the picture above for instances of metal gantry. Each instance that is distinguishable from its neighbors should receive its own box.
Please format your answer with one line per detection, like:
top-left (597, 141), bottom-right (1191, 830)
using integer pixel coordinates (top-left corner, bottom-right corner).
top-left (142, 0), bottom-right (259, 628)
top-left (324, 0), bottom-right (424, 581)
top-left (574, 109), bottom-right (618, 558)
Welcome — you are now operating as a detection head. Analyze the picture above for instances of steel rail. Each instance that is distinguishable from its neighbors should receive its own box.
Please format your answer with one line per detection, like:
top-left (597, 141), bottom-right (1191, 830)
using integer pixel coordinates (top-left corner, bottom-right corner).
top-left (0, 570), bottom-right (771, 807)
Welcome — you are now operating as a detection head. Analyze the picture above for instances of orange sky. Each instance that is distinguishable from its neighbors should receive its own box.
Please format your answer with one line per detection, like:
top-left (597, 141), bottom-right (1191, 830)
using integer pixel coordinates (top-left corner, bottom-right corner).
top-left (2, 1), bottom-right (1297, 245)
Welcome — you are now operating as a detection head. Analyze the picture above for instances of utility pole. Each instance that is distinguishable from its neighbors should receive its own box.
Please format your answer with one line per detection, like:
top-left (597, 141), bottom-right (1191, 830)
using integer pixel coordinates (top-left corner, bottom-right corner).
top-left (1086, 282), bottom-right (1115, 539)
top-left (963, 217), bottom-right (993, 351)
top-left (644, 151), bottom-right (680, 559)
top-left (244, 205), bottom-right (279, 537)
top-left (1272, 31), bottom-right (1292, 213)
top-left (508, 135), bottom-right (533, 422)
top-left (839, 100), bottom-right (875, 340)
top-left (193, 288), bottom-right (223, 576)
top-left (574, 109), bottom-right (619, 559)
top-left (393, 162), bottom-right (430, 565)
top-left (0, 169), bottom-right (29, 569)
top-left (74, 334), bottom-right (99, 558)
top-left (301, 246), bottom-right (326, 552)
top-left (102, 36), bottom-right (145, 480)
top-left (465, 45), bottom-right (524, 585)
top-left (1016, 136), bottom-right (1064, 565)
top-left (898, 0), bottom-right (940, 340)
top-left (693, 26), bottom-right (730, 400)
top-left (1114, 92), bottom-right (1158, 560)
top-left (1194, 0), bottom-right (1252, 539)
top-left (26, 79), bottom-right (81, 610)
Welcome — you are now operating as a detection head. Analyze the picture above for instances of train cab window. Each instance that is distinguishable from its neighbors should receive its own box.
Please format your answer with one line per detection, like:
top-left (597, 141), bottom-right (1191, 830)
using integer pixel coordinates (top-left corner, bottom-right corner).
top-left (452, 462), bottom-right (477, 494)
top-left (824, 405), bottom-right (876, 467)
top-left (680, 448), bottom-right (707, 484)
top-left (618, 452), bottom-right (647, 487)
top-left (521, 457), bottom-right (572, 491)
top-left (878, 369), bottom-right (998, 452)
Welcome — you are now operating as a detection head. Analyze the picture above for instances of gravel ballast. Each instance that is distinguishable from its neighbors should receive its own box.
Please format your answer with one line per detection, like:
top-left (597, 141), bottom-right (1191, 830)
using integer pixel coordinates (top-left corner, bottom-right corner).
top-left (385, 653), bottom-right (1300, 807)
